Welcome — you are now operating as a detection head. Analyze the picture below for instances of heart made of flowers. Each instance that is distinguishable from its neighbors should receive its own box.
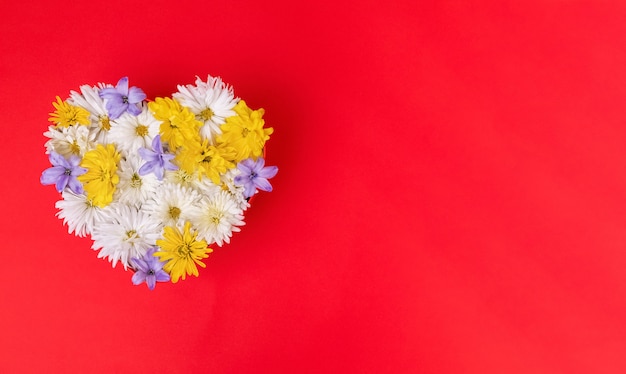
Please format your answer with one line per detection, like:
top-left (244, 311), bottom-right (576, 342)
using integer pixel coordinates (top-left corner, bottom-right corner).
top-left (41, 76), bottom-right (277, 290)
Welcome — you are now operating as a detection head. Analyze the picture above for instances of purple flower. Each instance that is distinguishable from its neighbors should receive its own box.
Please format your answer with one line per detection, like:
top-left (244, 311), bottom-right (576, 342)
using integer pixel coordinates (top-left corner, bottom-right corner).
top-left (40, 152), bottom-right (87, 194)
top-left (234, 157), bottom-right (278, 198)
top-left (131, 248), bottom-right (170, 290)
top-left (99, 77), bottom-right (146, 120)
top-left (138, 135), bottom-right (178, 180)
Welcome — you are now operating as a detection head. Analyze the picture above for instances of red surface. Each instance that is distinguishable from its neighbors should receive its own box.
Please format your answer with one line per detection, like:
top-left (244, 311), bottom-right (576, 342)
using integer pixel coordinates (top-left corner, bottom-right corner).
top-left (3, 0), bottom-right (626, 373)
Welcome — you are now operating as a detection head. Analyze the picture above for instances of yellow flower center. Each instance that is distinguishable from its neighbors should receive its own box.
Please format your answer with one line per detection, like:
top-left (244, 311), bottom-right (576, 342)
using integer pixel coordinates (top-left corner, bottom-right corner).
top-left (136, 125), bottom-right (148, 136)
top-left (200, 108), bottom-right (214, 121)
top-left (99, 115), bottom-right (111, 131)
top-left (241, 128), bottom-right (250, 137)
top-left (70, 140), bottom-right (81, 155)
top-left (130, 173), bottom-right (142, 188)
top-left (168, 206), bottom-right (181, 220)
top-left (177, 244), bottom-right (192, 259)
top-left (125, 230), bottom-right (138, 240)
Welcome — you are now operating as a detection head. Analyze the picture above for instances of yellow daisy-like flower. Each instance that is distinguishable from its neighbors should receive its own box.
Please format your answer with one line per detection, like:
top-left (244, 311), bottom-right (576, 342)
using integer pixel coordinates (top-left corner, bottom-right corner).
top-left (218, 100), bottom-right (273, 162)
top-left (48, 96), bottom-right (91, 128)
top-left (155, 221), bottom-right (212, 283)
top-left (148, 97), bottom-right (201, 151)
top-left (176, 138), bottom-right (236, 184)
top-left (77, 144), bottom-right (121, 208)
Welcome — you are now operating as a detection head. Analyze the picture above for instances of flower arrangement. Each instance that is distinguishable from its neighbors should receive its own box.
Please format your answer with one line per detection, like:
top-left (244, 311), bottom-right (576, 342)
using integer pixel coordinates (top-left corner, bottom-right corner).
top-left (41, 76), bottom-right (277, 290)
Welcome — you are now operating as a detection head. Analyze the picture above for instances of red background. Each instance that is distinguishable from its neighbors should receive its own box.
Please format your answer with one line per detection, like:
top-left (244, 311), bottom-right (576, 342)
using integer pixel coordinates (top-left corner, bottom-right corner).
top-left (2, 0), bottom-right (626, 373)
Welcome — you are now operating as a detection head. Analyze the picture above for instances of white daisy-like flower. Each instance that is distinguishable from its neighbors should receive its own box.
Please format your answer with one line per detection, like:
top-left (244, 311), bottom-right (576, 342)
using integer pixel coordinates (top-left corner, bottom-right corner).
top-left (44, 124), bottom-right (95, 158)
top-left (91, 203), bottom-right (161, 269)
top-left (143, 182), bottom-right (202, 229)
top-left (108, 106), bottom-right (160, 155)
top-left (220, 167), bottom-right (250, 211)
top-left (68, 83), bottom-right (115, 144)
top-left (164, 168), bottom-right (205, 191)
top-left (190, 190), bottom-right (245, 246)
top-left (173, 75), bottom-right (239, 143)
top-left (114, 154), bottom-right (161, 207)
top-left (55, 190), bottom-right (108, 237)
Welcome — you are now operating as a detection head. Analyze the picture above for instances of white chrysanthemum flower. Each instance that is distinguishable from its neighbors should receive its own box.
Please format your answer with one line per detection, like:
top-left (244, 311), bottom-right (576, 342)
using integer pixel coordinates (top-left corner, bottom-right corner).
top-left (91, 203), bottom-right (161, 269)
top-left (44, 125), bottom-right (96, 158)
top-left (143, 182), bottom-right (202, 229)
top-left (68, 83), bottom-right (115, 144)
top-left (190, 190), bottom-right (245, 246)
top-left (164, 169), bottom-right (205, 191)
top-left (221, 167), bottom-right (250, 211)
top-left (55, 190), bottom-right (108, 237)
top-left (114, 154), bottom-right (161, 207)
top-left (173, 75), bottom-right (239, 143)
top-left (193, 177), bottom-right (222, 199)
top-left (108, 106), bottom-right (160, 155)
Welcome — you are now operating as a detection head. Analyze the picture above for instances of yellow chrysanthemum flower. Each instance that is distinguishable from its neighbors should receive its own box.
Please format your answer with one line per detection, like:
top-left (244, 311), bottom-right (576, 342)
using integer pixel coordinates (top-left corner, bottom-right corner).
top-left (218, 100), bottom-right (273, 162)
top-left (176, 138), bottom-right (236, 184)
top-left (155, 221), bottom-right (212, 283)
top-left (48, 96), bottom-right (91, 128)
top-left (148, 97), bottom-right (201, 151)
top-left (77, 144), bottom-right (121, 208)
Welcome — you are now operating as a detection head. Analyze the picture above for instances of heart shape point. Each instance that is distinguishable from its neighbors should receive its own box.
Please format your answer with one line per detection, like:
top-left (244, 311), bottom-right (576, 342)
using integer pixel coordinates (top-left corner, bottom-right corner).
top-left (42, 75), bottom-right (277, 289)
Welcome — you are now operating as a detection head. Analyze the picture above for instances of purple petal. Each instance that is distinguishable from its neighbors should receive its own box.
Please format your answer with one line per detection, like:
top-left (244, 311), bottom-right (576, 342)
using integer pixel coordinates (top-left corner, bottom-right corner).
top-left (127, 87), bottom-right (146, 103)
top-left (67, 155), bottom-right (82, 167)
top-left (164, 159), bottom-right (179, 171)
top-left (152, 135), bottom-right (163, 153)
top-left (49, 152), bottom-right (69, 168)
top-left (126, 104), bottom-right (142, 116)
top-left (146, 274), bottom-right (156, 290)
top-left (132, 271), bottom-right (147, 286)
top-left (54, 174), bottom-right (70, 192)
top-left (154, 165), bottom-right (165, 180)
top-left (258, 166), bottom-right (278, 179)
top-left (138, 161), bottom-right (156, 176)
top-left (41, 166), bottom-right (66, 185)
top-left (240, 158), bottom-right (256, 171)
top-left (254, 157), bottom-right (266, 170)
top-left (116, 77), bottom-right (129, 95)
top-left (131, 258), bottom-right (149, 273)
top-left (99, 87), bottom-right (121, 99)
top-left (243, 182), bottom-right (256, 198)
top-left (254, 177), bottom-right (273, 192)
top-left (155, 270), bottom-right (170, 282)
top-left (234, 175), bottom-right (246, 185)
top-left (107, 102), bottom-right (128, 120)
top-left (237, 162), bottom-right (252, 175)
top-left (138, 147), bottom-right (158, 162)
top-left (67, 177), bottom-right (84, 195)
top-left (72, 166), bottom-right (87, 176)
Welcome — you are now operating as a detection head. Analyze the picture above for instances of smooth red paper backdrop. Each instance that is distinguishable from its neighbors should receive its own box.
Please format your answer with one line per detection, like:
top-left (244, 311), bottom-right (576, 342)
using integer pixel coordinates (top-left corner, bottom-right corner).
top-left (3, 0), bottom-right (626, 373)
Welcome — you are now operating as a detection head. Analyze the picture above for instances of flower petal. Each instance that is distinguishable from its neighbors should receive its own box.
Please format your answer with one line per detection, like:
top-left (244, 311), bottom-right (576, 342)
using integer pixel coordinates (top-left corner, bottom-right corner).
top-left (126, 104), bottom-right (142, 116)
top-left (116, 77), bottom-right (129, 95)
top-left (131, 271), bottom-right (147, 286)
top-left (131, 258), bottom-right (149, 273)
top-left (55, 174), bottom-right (70, 192)
top-left (138, 161), bottom-right (156, 176)
top-left (127, 87), bottom-right (146, 103)
top-left (258, 165), bottom-right (278, 179)
top-left (107, 102), bottom-right (127, 120)
top-left (40, 166), bottom-right (66, 185)
top-left (49, 152), bottom-right (69, 168)
top-left (243, 182), bottom-right (256, 198)
top-left (146, 274), bottom-right (157, 290)
top-left (254, 177), bottom-right (273, 192)
top-left (99, 87), bottom-right (120, 99)
top-left (67, 177), bottom-right (84, 195)
top-left (155, 270), bottom-right (170, 282)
